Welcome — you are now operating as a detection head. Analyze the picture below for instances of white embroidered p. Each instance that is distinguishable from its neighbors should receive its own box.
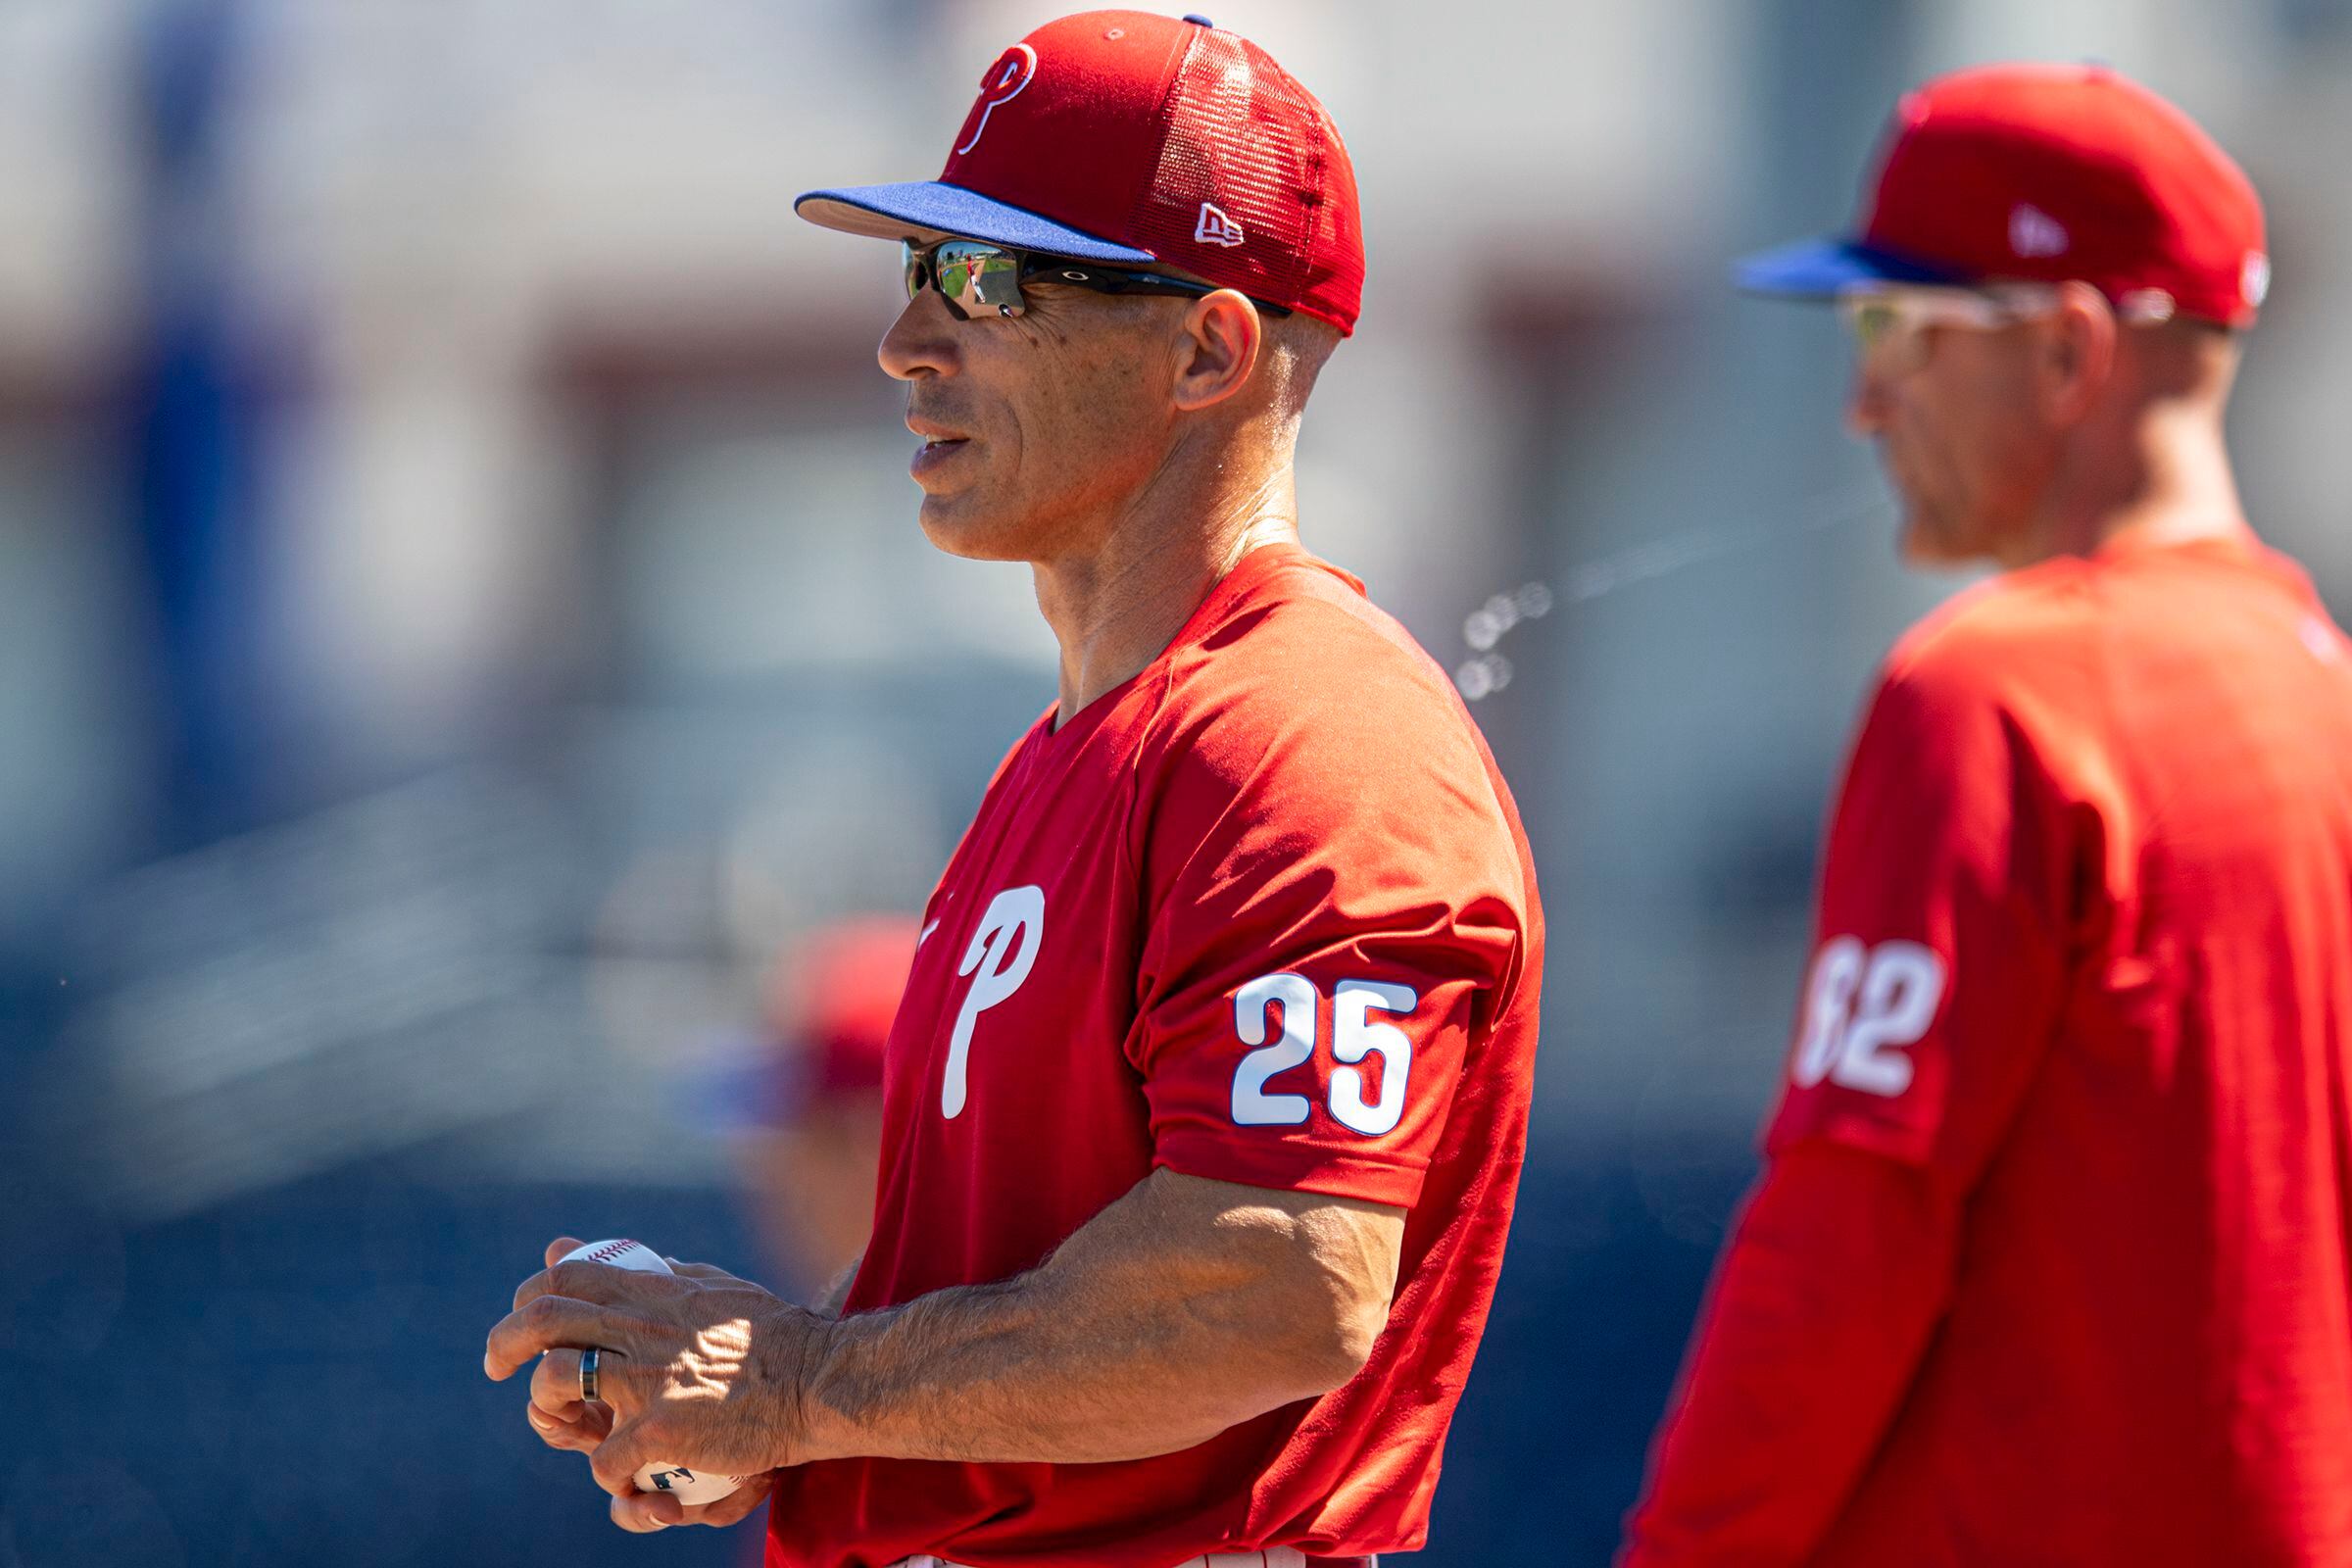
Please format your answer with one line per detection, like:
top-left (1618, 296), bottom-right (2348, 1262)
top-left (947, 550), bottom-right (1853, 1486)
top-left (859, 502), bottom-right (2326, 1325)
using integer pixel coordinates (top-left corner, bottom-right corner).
top-left (942, 885), bottom-right (1044, 1118)
top-left (956, 43), bottom-right (1038, 157)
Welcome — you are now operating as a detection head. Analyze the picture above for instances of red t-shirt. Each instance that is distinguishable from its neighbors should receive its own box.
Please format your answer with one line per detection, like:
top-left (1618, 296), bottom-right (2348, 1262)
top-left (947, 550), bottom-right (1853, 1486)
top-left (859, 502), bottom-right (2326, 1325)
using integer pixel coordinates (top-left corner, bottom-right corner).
top-left (765, 543), bottom-right (1544, 1568)
top-left (1636, 532), bottom-right (2352, 1566)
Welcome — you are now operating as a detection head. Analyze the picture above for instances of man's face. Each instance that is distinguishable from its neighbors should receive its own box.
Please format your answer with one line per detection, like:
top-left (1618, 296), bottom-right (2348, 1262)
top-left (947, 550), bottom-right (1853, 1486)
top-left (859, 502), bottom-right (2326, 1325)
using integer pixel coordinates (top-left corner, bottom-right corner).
top-left (877, 264), bottom-right (1180, 563)
top-left (1841, 288), bottom-right (2063, 566)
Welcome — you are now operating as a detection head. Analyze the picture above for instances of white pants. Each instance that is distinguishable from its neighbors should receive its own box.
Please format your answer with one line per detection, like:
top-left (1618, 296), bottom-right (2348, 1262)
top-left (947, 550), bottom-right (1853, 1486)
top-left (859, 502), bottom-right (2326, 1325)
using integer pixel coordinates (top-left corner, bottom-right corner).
top-left (895, 1551), bottom-right (1326, 1568)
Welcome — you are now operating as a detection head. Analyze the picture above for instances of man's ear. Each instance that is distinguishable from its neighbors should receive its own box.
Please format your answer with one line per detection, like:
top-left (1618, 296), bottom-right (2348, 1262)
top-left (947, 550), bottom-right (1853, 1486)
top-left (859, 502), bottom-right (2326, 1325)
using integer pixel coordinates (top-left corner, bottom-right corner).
top-left (2042, 280), bottom-right (2117, 425)
top-left (1170, 290), bottom-right (1265, 414)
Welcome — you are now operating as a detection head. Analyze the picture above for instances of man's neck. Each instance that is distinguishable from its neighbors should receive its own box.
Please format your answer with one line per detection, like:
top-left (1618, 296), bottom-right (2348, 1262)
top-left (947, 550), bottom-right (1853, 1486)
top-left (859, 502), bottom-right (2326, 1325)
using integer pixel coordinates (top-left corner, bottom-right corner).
top-left (2008, 405), bottom-right (2248, 568)
top-left (1032, 445), bottom-right (1301, 726)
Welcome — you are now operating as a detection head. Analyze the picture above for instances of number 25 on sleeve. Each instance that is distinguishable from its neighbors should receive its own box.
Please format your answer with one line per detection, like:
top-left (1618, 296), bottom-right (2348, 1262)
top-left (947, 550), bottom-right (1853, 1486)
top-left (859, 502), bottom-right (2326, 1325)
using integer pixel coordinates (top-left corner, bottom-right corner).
top-left (1230, 974), bottom-right (1419, 1136)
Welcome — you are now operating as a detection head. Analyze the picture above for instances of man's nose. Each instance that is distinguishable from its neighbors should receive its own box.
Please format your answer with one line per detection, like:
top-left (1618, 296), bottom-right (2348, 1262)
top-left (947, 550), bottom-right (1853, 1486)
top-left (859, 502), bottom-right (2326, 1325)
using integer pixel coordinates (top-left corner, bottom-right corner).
top-left (878, 290), bottom-right (960, 383)
top-left (1844, 362), bottom-right (1893, 439)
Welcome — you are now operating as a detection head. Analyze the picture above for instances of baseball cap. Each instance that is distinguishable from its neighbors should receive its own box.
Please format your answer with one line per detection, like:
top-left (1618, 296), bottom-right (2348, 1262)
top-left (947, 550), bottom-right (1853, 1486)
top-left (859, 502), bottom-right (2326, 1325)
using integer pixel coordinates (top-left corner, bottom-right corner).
top-left (1738, 63), bottom-right (2270, 326)
top-left (769, 916), bottom-right (921, 1102)
top-left (796, 10), bottom-right (1365, 334)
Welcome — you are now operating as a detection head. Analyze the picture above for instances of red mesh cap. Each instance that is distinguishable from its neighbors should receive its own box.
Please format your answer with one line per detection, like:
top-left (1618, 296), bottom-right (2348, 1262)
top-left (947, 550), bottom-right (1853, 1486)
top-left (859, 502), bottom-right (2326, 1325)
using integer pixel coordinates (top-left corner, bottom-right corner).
top-left (797, 11), bottom-right (1364, 335)
top-left (1739, 64), bottom-right (2269, 327)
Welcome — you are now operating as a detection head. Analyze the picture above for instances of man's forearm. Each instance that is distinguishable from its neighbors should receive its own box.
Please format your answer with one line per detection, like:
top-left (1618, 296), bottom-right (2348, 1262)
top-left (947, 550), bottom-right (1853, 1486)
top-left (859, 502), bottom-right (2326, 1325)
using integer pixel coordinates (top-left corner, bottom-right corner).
top-left (1621, 1144), bottom-right (1957, 1568)
top-left (786, 1170), bottom-right (1397, 1467)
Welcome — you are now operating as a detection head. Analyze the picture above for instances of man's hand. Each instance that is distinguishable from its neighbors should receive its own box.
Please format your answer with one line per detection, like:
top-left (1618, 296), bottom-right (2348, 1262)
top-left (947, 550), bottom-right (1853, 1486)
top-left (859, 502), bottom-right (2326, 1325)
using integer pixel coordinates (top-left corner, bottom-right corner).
top-left (487, 1236), bottom-right (823, 1530)
top-left (493, 1172), bottom-right (1404, 1498)
top-left (520, 1380), bottom-right (778, 1534)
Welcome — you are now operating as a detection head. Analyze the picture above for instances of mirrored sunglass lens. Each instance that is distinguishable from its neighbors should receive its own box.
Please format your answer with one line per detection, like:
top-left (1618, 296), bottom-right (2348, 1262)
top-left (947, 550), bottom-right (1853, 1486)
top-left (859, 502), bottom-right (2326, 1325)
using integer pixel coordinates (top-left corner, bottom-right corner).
top-left (902, 244), bottom-right (925, 301)
top-left (935, 250), bottom-right (976, 301)
top-left (906, 242), bottom-right (1024, 316)
top-left (929, 244), bottom-right (986, 304)
top-left (958, 248), bottom-right (1022, 312)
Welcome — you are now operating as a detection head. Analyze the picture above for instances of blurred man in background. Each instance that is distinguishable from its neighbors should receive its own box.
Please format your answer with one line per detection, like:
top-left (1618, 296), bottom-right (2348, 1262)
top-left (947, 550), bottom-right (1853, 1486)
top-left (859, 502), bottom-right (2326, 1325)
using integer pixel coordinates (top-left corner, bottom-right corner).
top-left (725, 916), bottom-right (910, 1568)
top-left (489, 11), bottom-right (1544, 1565)
top-left (734, 917), bottom-right (913, 1294)
top-left (1622, 65), bottom-right (2352, 1568)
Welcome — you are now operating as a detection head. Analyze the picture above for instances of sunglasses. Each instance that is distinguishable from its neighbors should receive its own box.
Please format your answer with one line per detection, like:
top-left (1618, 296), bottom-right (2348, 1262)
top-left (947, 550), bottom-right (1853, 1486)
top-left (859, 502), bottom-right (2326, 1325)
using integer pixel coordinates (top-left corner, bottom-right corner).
top-left (902, 237), bottom-right (1293, 321)
top-left (1838, 284), bottom-right (2065, 369)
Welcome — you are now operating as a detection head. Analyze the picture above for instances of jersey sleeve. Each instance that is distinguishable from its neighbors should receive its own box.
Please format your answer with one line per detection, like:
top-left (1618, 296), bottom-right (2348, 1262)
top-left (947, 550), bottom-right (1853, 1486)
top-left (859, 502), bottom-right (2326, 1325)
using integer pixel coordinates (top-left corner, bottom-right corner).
top-left (1126, 618), bottom-right (1531, 1211)
top-left (1622, 1143), bottom-right (1959, 1568)
top-left (1766, 652), bottom-right (2079, 1193)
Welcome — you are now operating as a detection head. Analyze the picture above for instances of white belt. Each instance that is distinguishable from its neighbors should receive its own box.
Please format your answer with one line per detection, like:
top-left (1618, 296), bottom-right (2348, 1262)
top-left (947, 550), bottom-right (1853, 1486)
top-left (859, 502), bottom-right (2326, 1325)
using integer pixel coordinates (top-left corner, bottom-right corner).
top-left (896, 1551), bottom-right (1317, 1568)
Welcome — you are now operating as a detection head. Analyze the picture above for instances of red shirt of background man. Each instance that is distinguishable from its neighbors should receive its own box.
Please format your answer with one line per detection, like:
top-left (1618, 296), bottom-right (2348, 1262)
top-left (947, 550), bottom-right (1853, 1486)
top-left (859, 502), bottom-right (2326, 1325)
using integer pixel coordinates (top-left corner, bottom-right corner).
top-left (1628, 534), bottom-right (2352, 1566)
top-left (764, 544), bottom-right (1544, 1568)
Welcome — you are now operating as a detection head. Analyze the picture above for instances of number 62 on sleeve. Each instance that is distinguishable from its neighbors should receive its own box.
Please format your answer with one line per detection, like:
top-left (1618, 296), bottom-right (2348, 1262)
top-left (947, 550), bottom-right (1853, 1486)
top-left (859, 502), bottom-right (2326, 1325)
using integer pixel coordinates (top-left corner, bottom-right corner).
top-left (1790, 937), bottom-right (1946, 1099)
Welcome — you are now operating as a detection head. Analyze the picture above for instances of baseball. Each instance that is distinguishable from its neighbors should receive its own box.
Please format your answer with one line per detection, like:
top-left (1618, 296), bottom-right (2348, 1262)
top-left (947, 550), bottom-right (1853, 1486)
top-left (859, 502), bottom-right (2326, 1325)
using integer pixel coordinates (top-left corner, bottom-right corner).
top-left (559, 1240), bottom-right (751, 1508)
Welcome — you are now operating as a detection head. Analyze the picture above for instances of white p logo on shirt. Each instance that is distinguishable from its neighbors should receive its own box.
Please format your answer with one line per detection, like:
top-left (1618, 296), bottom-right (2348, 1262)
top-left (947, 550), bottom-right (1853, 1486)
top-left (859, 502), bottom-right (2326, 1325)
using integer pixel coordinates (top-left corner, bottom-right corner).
top-left (942, 885), bottom-right (1044, 1118)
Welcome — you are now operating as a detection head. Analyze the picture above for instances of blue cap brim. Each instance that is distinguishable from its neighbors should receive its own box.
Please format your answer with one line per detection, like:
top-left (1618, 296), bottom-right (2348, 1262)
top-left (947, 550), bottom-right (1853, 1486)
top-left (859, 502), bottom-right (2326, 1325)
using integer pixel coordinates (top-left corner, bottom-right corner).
top-left (1734, 237), bottom-right (1970, 298)
top-left (795, 181), bottom-right (1155, 265)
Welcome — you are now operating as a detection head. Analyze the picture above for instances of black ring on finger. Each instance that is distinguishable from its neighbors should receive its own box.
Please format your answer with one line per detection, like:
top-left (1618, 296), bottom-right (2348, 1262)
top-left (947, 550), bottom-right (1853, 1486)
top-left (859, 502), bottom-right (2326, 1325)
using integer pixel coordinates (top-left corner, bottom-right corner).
top-left (578, 1346), bottom-right (601, 1403)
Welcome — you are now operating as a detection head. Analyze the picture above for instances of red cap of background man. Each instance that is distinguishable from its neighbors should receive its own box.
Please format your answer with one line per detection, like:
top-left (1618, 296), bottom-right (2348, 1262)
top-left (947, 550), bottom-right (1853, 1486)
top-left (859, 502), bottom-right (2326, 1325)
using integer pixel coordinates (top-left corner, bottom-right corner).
top-left (768, 916), bottom-right (921, 1101)
top-left (1739, 63), bottom-right (2269, 326)
top-left (796, 11), bottom-right (1365, 334)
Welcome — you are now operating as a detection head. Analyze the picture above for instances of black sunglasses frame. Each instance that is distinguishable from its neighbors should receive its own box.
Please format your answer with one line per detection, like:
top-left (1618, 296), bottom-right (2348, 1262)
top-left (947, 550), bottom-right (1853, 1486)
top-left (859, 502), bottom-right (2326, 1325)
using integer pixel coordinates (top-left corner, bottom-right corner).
top-left (903, 237), bottom-right (1295, 321)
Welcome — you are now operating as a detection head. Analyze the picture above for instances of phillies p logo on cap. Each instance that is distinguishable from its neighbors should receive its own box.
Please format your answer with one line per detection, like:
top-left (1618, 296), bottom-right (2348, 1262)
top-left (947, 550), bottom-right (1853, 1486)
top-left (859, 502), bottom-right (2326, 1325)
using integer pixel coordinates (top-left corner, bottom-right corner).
top-left (956, 44), bottom-right (1039, 156)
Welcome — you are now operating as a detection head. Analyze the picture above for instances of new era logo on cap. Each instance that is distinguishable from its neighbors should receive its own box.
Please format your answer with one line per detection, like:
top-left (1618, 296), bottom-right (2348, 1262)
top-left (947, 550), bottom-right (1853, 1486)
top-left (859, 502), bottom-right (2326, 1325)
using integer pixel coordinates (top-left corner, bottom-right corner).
top-left (2009, 203), bottom-right (2069, 258)
top-left (793, 11), bottom-right (1366, 334)
top-left (1195, 203), bottom-right (1246, 247)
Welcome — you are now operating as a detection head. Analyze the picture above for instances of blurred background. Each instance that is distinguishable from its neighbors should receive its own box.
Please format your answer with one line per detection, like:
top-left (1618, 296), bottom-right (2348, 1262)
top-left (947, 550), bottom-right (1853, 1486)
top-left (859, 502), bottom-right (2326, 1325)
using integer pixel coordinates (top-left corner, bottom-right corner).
top-left (2, 0), bottom-right (2347, 1562)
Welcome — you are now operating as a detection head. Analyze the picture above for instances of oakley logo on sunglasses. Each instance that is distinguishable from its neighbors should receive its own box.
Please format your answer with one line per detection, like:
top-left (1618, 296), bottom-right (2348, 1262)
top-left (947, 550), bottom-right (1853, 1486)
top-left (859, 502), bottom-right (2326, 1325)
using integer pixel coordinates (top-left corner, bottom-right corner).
top-left (956, 43), bottom-right (1038, 156)
top-left (1194, 202), bottom-right (1246, 248)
